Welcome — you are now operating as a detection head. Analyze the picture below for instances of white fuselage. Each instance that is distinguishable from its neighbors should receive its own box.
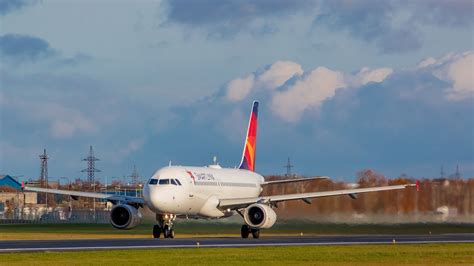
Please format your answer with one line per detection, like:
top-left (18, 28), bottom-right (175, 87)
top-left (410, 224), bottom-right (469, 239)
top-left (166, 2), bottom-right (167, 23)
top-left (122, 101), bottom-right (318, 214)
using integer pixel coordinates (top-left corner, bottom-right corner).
top-left (143, 165), bottom-right (264, 218)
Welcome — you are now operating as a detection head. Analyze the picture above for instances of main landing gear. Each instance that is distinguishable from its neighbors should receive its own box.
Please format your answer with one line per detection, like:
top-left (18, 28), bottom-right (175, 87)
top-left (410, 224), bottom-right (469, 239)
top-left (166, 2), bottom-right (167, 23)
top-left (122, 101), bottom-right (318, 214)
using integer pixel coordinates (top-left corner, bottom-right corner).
top-left (241, 225), bottom-right (260, 239)
top-left (153, 214), bottom-right (176, 239)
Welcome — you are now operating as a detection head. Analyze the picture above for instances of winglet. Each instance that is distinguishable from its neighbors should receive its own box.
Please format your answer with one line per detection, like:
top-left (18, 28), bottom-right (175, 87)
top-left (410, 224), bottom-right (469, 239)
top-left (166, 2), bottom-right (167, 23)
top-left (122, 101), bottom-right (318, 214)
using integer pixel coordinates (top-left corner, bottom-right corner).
top-left (239, 101), bottom-right (259, 172)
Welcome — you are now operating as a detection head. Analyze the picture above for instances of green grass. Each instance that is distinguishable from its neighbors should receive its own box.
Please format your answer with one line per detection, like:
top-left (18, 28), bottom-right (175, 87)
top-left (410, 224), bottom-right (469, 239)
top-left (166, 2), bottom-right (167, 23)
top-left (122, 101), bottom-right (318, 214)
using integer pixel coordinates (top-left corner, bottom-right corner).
top-left (0, 222), bottom-right (473, 240)
top-left (0, 244), bottom-right (472, 265)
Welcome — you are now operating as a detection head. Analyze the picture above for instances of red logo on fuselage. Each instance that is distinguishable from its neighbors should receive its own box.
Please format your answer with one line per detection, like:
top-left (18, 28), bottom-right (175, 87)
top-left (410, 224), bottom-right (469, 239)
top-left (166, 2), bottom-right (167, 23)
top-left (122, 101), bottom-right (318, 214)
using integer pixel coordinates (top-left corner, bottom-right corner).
top-left (186, 171), bottom-right (195, 183)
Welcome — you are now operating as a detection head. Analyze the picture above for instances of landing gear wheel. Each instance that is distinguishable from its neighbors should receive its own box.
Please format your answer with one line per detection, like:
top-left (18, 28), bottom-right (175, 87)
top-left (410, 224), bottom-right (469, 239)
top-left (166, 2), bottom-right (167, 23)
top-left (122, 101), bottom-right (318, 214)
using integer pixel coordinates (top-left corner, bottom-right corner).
top-left (251, 229), bottom-right (260, 239)
top-left (156, 214), bottom-right (176, 239)
top-left (153, 225), bottom-right (161, 239)
top-left (241, 225), bottom-right (250, 238)
top-left (163, 225), bottom-right (171, 238)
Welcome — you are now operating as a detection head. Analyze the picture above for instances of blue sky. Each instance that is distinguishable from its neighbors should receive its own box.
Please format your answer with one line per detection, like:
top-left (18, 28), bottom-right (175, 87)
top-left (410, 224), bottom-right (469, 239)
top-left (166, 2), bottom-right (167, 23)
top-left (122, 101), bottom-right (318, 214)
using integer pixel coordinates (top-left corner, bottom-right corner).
top-left (1, 0), bottom-right (473, 183)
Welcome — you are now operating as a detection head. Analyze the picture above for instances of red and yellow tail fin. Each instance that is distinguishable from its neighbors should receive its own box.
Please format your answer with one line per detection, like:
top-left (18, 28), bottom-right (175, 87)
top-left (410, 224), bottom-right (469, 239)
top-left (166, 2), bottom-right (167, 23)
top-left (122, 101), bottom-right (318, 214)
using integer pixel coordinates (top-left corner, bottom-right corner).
top-left (239, 101), bottom-right (259, 172)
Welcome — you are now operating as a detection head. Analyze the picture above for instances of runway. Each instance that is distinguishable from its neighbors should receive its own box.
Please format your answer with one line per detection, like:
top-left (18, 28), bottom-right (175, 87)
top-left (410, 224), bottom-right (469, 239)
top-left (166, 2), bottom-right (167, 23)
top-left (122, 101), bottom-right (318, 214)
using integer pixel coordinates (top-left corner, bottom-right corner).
top-left (0, 234), bottom-right (473, 253)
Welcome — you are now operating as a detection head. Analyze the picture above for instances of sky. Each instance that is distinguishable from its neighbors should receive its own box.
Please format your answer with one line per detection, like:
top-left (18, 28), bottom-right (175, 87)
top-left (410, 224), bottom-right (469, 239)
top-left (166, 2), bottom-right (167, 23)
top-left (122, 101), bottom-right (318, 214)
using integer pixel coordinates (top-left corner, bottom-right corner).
top-left (0, 0), bottom-right (473, 183)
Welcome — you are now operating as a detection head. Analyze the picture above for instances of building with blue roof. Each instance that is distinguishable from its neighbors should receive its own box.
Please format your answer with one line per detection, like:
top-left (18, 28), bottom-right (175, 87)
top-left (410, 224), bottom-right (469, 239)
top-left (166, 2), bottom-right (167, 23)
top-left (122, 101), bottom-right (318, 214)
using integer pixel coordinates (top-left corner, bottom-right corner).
top-left (0, 175), bottom-right (22, 190)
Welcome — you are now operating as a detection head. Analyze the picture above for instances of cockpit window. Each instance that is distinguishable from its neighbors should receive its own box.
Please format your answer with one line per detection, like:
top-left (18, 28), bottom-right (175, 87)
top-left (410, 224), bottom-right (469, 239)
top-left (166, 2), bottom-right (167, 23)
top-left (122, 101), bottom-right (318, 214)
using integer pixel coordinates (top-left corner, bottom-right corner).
top-left (149, 179), bottom-right (158, 185)
top-left (175, 179), bottom-right (182, 186)
top-left (171, 179), bottom-right (177, 185)
top-left (158, 179), bottom-right (170, 185)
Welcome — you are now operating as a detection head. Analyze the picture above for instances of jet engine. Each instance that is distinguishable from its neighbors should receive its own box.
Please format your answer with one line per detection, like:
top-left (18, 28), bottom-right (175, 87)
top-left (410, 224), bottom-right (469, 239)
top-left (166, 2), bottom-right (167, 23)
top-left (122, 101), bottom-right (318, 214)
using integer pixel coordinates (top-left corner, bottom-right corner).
top-left (243, 204), bottom-right (277, 229)
top-left (110, 204), bottom-right (142, 229)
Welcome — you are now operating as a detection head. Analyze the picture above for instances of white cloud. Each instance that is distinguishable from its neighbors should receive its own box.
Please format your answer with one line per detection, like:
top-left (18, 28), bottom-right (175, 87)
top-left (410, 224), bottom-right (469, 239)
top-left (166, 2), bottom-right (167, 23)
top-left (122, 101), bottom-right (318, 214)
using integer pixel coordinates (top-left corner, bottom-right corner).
top-left (2, 94), bottom-right (97, 139)
top-left (223, 50), bottom-right (470, 123)
top-left (50, 117), bottom-right (95, 139)
top-left (444, 52), bottom-right (474, 100)
top-left (353, 67), bottom-right (393, 86)
top-left (257, 60), bottom-right (303, 89)
top-left (225, 61), bottom-right (303, 102)
top-left (418, 52), bottom-right (462, 69)
top-left (224, 64), bottom-right (391, 123)
top-left (102, 138), bottom-right (145, 164)
top-left (35, 104), bottom-right (97, 139)
top-left (271, 67), bottom-right (346, 122)
top-left (226, 74), bottom-right (255, 102)
top-left (417, 57), bottom-right (437, 68)
top-left (120, 138), bottom-right (145, 156)
top-left (419, 51), bottom-right (474, 101)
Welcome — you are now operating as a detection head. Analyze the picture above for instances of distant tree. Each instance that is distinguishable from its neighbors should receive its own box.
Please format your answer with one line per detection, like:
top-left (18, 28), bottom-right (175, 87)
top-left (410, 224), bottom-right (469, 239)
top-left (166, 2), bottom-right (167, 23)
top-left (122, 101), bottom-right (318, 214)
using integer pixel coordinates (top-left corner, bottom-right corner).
top-left (357, 169), bottom-right (388, 187)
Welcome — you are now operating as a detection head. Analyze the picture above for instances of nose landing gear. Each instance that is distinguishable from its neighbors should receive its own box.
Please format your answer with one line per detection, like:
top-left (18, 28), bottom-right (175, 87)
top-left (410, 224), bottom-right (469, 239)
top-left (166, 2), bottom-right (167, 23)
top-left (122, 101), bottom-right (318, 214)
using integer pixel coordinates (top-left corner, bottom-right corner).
top-left (153, 214), bottom-right (176, 239)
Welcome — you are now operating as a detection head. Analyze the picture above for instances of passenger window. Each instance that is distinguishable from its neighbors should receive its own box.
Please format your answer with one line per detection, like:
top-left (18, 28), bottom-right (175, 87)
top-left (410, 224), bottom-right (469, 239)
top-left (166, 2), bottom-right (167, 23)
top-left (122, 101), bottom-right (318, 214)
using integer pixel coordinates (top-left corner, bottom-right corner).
top-left (159, 179), bottom-right (170, 185)
top-left (171, 179), bottom-right (177, 185)
top-left (175, 179), bottom-right (182, 186)
top-left (149, 179), bottom-right (158, 185)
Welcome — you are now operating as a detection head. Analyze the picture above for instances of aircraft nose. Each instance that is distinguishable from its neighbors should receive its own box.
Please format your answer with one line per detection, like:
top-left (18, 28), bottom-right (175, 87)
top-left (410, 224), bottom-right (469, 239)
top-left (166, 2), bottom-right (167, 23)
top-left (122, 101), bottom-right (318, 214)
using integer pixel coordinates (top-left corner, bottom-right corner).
top-left (145, 186), bottom-right (166, 212)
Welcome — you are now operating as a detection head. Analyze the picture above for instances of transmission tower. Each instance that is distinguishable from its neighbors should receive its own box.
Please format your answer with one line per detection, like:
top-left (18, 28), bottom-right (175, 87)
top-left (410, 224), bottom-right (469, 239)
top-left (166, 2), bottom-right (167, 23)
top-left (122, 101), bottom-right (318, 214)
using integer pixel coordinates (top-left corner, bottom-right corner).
top-left (284, 157), bottom-right (294, 177)
top-left (129, 165), bottom-right (140, 185)
top-left (81, 145), bottom-right (100, 184)
top-left (38, 149), bottom-right (49, 206)
top-left (39, 149), bottom-right (49, 188)
top-left (454, 165), bottom-right (461, 179)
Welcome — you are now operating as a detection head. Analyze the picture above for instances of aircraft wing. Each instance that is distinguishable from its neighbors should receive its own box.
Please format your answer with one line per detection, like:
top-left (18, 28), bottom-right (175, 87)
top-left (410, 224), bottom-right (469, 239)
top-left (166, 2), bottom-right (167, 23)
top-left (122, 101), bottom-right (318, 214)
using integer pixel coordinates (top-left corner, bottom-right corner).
top-left (23, 186), bottom-right (145, 205)
top-left (261, 176), bottom-right (329, 185)
top-left (219, 184), bottom-right (416, 209)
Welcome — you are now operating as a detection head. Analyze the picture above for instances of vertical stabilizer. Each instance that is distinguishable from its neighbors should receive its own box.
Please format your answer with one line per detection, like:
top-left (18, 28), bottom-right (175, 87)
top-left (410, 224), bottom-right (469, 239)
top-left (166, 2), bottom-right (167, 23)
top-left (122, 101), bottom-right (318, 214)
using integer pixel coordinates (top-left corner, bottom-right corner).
top-left (239, 101), bottom-right (259, 171)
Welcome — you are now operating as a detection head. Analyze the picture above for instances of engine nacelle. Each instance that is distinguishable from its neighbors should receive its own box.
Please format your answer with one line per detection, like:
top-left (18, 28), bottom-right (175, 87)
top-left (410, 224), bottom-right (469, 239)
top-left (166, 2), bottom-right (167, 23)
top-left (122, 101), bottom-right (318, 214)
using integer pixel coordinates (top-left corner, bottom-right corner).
top-left (110, 204), bottom-right (142, 229)
top-left (243, 204), bottom-right (277, 229)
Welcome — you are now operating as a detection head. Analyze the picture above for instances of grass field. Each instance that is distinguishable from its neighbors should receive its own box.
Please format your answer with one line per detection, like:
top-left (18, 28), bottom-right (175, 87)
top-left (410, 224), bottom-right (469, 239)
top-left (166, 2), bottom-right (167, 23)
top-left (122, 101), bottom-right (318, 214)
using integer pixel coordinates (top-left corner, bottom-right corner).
top-left (0, 244), bottom-right (472, 265)
top-left (0, 222), bottom-right (473, 240)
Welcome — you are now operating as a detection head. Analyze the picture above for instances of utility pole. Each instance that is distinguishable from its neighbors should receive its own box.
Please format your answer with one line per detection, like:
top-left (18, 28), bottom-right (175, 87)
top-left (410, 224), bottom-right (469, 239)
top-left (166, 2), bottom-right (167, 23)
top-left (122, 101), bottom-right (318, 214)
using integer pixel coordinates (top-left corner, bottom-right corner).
top-left (60, 177), bottom-right (72, 220)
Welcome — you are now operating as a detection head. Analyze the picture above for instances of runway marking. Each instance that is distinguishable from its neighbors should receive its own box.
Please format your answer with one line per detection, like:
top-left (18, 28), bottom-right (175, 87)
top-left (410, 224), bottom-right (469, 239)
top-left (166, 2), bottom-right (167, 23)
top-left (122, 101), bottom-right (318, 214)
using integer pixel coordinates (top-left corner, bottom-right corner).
top-left (1, 240), bottom-right (473, 253)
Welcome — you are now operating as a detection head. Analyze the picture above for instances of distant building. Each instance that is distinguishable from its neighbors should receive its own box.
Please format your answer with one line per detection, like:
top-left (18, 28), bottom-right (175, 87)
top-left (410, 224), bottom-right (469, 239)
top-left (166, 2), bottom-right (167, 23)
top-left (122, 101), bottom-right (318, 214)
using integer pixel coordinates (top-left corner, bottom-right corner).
top-left (0, 175), bottom-right (22, 190)
top-left (0, 191), bottom-right (37, 205)
top-left (0, 175), bottom-right (38, 219)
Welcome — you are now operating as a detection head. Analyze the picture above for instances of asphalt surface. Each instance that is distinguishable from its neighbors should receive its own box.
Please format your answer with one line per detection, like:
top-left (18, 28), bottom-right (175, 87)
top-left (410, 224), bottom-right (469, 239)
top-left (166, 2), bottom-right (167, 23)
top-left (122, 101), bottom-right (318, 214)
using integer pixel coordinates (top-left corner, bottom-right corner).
top-left (0, 234), bottom-right (473, 253)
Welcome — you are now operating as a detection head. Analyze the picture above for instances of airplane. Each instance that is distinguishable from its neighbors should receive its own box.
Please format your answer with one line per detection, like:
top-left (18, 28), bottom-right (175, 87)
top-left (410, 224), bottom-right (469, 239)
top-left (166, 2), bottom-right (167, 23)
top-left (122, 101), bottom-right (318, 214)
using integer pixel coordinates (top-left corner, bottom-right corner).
top-left (23, 101), bottom-right (418, 239)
